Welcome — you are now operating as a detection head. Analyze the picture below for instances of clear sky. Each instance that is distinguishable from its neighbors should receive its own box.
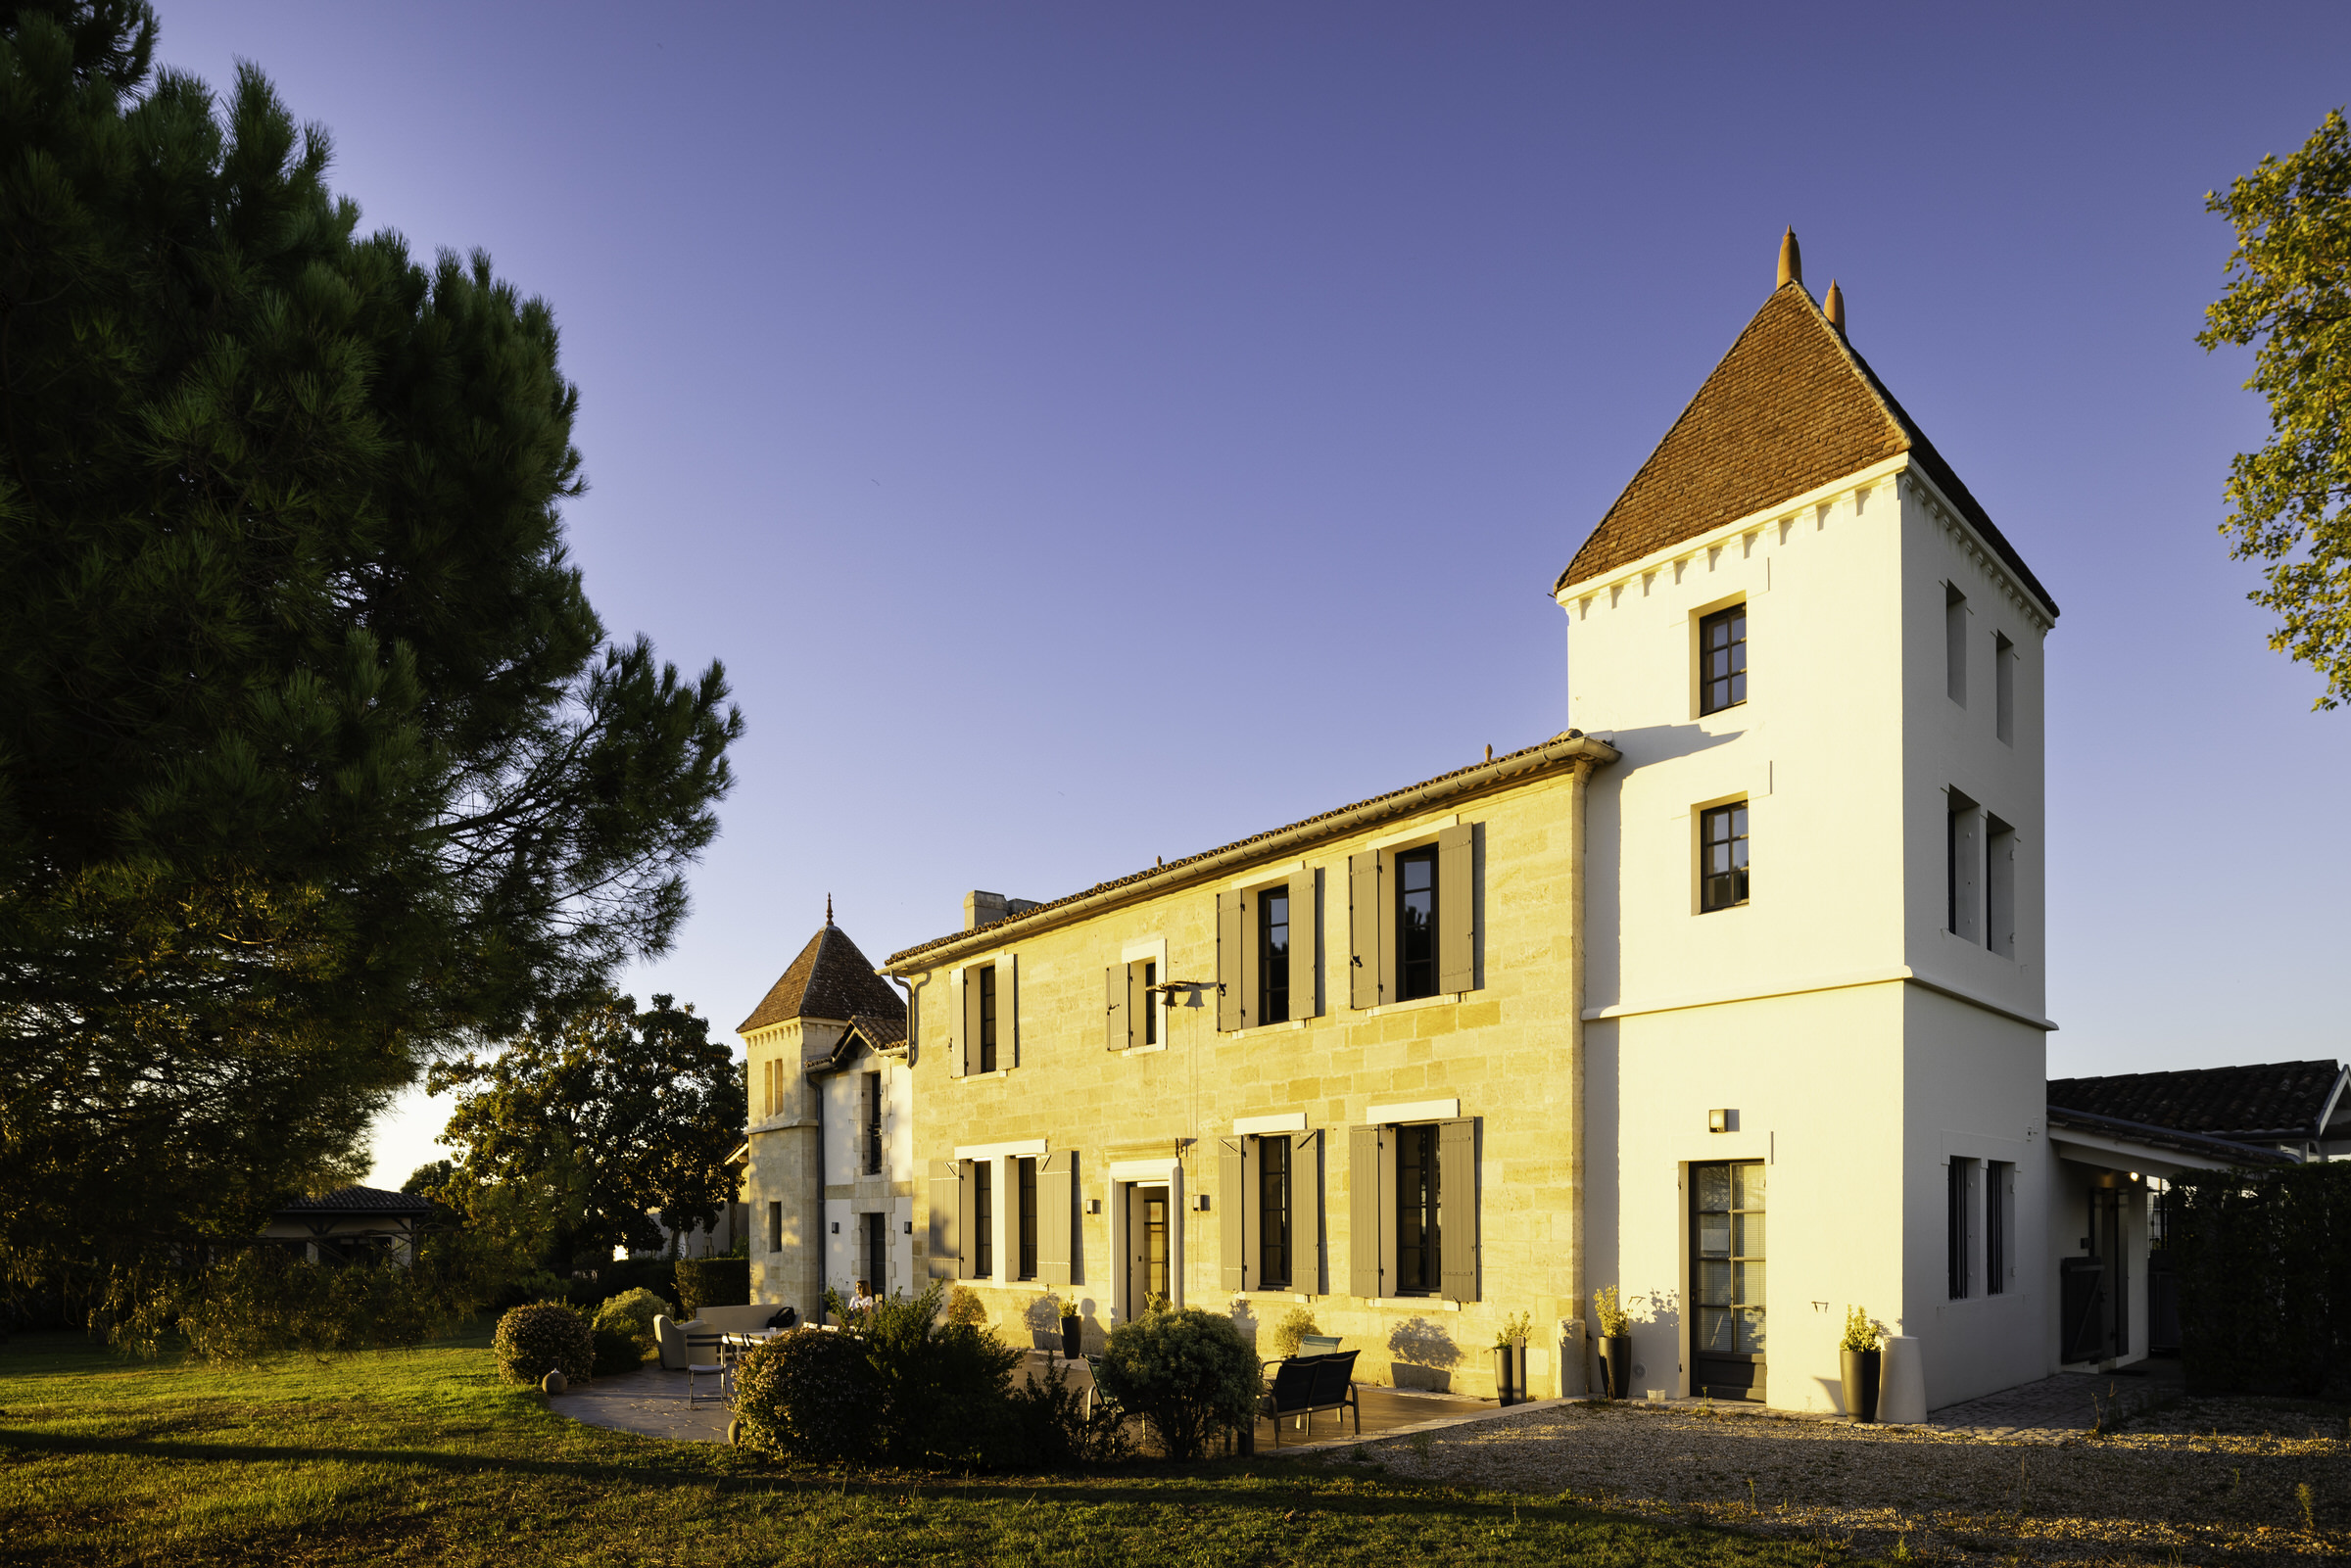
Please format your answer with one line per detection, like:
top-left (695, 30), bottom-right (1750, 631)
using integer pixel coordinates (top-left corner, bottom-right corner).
top-left (144, 2), bottom-right (2351, 1188)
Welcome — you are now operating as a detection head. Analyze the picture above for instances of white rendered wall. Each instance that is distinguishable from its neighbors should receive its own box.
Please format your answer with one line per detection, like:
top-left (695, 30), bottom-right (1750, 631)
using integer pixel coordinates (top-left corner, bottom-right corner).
top-left (1565, 456), bottom-right (2056, 1412)
top-left (817, 1050), bottom-right (915, 1304)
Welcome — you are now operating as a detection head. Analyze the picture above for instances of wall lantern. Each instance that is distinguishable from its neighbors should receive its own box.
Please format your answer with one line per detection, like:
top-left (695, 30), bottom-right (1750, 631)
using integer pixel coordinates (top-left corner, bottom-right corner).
top-left (830, 1221), bottom-right (840, 1234)
top-left (1085, 1198), bottom-right (1102, 1214)
top-left (1708, 1109), bottom-right (1736, 1133)
top-left (1192, 1194), bottom-right (1212, 1212)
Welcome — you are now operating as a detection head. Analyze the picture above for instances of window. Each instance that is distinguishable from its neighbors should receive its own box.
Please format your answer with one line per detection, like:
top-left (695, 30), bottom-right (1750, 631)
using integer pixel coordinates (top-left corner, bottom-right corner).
top-left (1141, 961), bottom-right (1158, 1046)
top-left (1259, 889), bottom-right (1291, 1024)
top-left (1993, 632), bottom-right (2015, 743)
top-left (973, 1161), bottom-right (994, 1278)
top-left (1258, 1135), bottom-right (1291, 1290)
top-left (1700, 803), bottom-right (1749, 912)
top-left (1016, 1157), bottom-right (1037, 1281)
top-left (1986, 1162), bottom-right (2012, 1296)
top-left (1986, 814), bottom-right (2015, 958)
top-left (1699, 603), bottom-right (1747, 715)
top-left (1395, 1123), bottom-right (1441, 1295)
top-left (862, 1072), bottom-right (883, 1175)
top-left (978, 966), bottom-right (998, 1073)
top-left (768, 1200), bottom-right (783, 1255)
top-left (1947, 789), bottom-right (1982, 942)
top-left (1947, 1158), bottom-right (1978, 1299)
top-left (1107, 955), bottom-right (1164, 1050)
top-left (1945, 584), bottom-right (1968, 704)
top-left (1395, 847), bottom-right (1439, 1001)
top-left (862, 1211), bottom-right (887, 1294)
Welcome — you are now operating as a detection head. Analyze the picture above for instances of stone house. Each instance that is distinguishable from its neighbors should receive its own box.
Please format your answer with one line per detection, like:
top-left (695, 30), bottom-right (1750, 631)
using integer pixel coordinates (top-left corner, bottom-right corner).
top-left (737, 235), bottom-right (2335, 1411)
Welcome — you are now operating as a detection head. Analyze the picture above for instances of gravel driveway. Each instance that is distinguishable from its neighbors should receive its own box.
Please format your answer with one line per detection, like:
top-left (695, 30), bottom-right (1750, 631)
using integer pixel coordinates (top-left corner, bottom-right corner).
top-left (1333, 1393), bottom-right (2348, 1565)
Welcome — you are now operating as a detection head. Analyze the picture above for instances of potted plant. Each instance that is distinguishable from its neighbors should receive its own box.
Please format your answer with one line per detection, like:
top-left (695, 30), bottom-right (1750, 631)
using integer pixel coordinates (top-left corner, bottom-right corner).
top-left (1839, 1306), bottom-right (1885, 1422)
top-left (1491, 1310), bottom-right (1533, 1405)
top-left (1592, 1287), bottom-right (1632, 1400)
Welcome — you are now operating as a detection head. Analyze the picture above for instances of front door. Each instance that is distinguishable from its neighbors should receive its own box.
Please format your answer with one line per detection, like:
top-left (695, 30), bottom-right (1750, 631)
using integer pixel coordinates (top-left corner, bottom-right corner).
top-left (1127, 1184), bottom-right (1169, 1313)
top-left (1691, 1161), bottom-right (1765, 1402)
top-left (2063, 1186), bottom-right (2127, 1362)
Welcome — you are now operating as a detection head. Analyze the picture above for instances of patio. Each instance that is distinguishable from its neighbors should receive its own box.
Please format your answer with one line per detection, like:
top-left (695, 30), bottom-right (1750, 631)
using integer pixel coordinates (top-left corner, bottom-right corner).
top-left (549, 1349), bottom-right (1518, 1450)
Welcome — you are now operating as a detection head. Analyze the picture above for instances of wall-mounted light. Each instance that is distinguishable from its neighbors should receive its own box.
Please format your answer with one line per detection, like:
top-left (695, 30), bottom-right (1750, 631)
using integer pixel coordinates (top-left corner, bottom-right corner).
top-left (830, 1221), bottom-right (840, 1234)
top-left (1193, 1194), bottom-right (1212, 1212)
top-left (1708, 1109), bottom-right (1736, 1133)
top-left (903, 1221), bottom-right (912, 1235)
top-left (1085, 1198), bottom-right (1102, 1214)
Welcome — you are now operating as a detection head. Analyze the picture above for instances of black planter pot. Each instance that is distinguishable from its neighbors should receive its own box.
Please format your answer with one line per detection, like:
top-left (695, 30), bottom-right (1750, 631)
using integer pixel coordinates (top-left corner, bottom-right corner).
top-left (1602, 1334), bottom-right (1633, 1400)
top-left (1492, 1342), bottom-right (1525, 1405)
top-left (1061, 1315), bottom-right (1081, 1360)
top-left (1840, 1348), bottom-right (1882, 1421)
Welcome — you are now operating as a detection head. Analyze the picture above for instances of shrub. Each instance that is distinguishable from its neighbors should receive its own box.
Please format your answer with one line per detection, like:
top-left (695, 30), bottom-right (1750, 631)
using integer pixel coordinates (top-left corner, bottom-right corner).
top-left (1270, 1307), bottom-right (1320, 1359)
top-left (675, 1257), bottom-right (748, 1319)
top-left (2172, 1162), bottom-right (2351, 1399)
top-left (1010, 1352), bottom-right (1133, 1468)
top-left (600, 1256), bottom-right (678, 1306)
top-left (591, 1326), bottom-right (644, 1377)
top-left (732, 1330), bottom-right (878, 1461)
top-left (494, 1303), bottom-right (593, 1386)
top-left (863, 1281), bottom-right (1027, 1466)
top-left (1094, 1307), bottom-right (1260, 1461)
top-left (594, 1287), bottom-right (671, 1355)
top-left (943, 1284), bottom-right (987, 1328)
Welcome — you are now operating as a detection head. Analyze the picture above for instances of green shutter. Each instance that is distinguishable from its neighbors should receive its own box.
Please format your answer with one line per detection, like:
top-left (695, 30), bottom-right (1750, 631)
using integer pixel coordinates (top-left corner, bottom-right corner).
top-left (1348, 853), bottom-right (1379, 1010)
top-left (1220, 1137), bottom-right (1247, 1292)
top-left (1217, 891), bottom-right (1245, 1031)
top-left (1105, 963), bottom-right (1128, 1051)
top-left (1438, 825), bottom-right (1475, 993)
top-left (928, 1159), bottom-right (962, 1279)
top-left (1292, 1129), bottom-right (1323, 1295)
top-left (1289, 868), bottom-right (1319, 1019)
top-left (1349, 1124), bottom-right (1382, 1298)
top-left (1038, 1152), bottom-right (1074, 1286)
top-left (1438, 1117), bottom-right (1478, 1303)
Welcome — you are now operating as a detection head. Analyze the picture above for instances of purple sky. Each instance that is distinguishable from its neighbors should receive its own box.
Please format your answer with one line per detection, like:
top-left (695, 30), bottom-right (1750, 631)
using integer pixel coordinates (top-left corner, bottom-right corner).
top-left (145, 3), bottom-right (2351, 1187)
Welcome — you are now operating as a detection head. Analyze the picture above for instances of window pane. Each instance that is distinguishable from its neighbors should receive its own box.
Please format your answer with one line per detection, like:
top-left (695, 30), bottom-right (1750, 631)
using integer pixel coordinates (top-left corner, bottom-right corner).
top-left (1733, 1260), bottom-right (1764, 1305)
top-left (1698, 1259), bottom-right (1732, 1306)
top-left (1698, 1306), bottom-right (1735, 1352)
top-left (1697, 1164), bottom-right (1732, 1211)
top-left (1733, 1212), bottom-right (1764, 1259)
top-left (1698, 1214), bottom-right (1731, 1259)
top-left (1734, 1164), bottom-right (1765, 1210)
top-left (1734, 1307), bottom-right (1766, 1354)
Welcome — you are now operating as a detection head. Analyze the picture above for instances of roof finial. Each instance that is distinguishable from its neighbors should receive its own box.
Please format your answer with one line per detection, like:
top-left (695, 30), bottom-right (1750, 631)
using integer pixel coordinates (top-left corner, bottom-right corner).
top-left (1777, 226), bottom-right (1801, 290)
top-left (1823, 278), bottom-right (1846, 335)
top-left (826, 892), bottom-right (834, 925)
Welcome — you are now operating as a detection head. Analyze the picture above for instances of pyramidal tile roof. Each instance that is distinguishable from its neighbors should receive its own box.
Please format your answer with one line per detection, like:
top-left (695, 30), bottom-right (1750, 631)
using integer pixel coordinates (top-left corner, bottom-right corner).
top-left (738, 922), bottom-right (908, 1035)
top-left (1555, 280), bottom-right (2057, 618)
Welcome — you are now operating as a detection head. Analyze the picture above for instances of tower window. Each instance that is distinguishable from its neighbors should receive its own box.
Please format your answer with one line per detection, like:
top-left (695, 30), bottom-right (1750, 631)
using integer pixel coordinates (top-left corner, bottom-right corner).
top-left (1945, 585), bottom-right (1969, 705)
top-left (1394, 848), bottom-right (1439, 1001)
top-left (972, 1161), bottom-right (993, 1278)
top-left (1699, 604), bottom-right (1747, 715)
top-left (1700, 802), bottom-right (1750, 912)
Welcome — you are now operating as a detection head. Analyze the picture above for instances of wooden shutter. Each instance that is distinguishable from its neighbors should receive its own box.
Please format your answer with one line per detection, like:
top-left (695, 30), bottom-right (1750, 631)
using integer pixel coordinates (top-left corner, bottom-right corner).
top-left (1000, 953), bottom-right (1018, 1067)
top-left (1438, 1117), bottom-right (1478, 1303)
top-left (1438, 824), bottom-right (1475, 994)
top-left (956, 1160), bottom-right (979, 1280)
top-left (928, 1159), bottom-right (963, 1279)
top-left (1220, 1137), bottom-right (1247, 1292)
top-left (951, 968), bottom-right (972, 1077)
top-left (1217, 891), bottom-right (1246, 1031)
top-left (1038, 1152), bottom-right (1074, 1286)
top-left (1348, 1124), bottom-right (1382, 1298)
top-left (1292, 1129), bottom-right (1323, 1295)
top-left (1348, 853), bottom-right (1379, 1010)
top-left (1105, 963), bottom-right (1128, 1051)
top-left (1289, 868), bottom-right (1319, 1020)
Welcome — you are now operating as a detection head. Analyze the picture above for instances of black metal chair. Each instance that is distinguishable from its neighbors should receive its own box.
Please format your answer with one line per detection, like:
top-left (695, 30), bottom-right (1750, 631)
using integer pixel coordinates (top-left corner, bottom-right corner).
top-left (684, 1328), bottom-right (728, 1409)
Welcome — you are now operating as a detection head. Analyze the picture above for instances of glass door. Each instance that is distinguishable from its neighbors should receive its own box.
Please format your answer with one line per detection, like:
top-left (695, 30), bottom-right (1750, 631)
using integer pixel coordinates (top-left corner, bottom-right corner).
top-left (1691, 1161), bottom-right (1765, 1402)
top-left (1143, 1196), bottom-right (1169, 1305)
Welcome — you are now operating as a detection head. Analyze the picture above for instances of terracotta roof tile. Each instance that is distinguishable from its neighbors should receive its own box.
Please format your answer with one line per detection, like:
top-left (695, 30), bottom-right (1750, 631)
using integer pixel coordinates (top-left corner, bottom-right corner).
top-left (738, 924), bottom-right (908, 1035)
top-left (1554, 282), bottom-right (2056, 618)
top-left (274, 1185), bottom-right (433, 1215)
top-left (2047, 1061), bottom-right (2346, 1142)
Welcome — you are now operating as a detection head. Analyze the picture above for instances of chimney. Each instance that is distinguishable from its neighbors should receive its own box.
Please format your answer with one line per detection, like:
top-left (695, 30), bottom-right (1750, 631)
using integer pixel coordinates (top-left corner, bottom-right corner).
top-left (963, 890), bottom-right (1044, 930)
top-left (1776, 226), bottom-right (1801, 290)
top-left (1824, 279), bottom-right (1846, 335)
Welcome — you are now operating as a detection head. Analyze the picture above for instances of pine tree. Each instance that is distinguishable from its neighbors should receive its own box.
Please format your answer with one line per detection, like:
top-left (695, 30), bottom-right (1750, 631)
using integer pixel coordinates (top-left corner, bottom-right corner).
top-left (0, 2), bottom-right (743, 1286)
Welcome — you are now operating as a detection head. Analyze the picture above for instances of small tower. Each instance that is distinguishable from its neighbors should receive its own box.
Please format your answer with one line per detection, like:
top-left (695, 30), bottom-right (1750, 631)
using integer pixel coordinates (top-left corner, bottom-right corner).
top-left (738, 916), bottom-right (908, 1311)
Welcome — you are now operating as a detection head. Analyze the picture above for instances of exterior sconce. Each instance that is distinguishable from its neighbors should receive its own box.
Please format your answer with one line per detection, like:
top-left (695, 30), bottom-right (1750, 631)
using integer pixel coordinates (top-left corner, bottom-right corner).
top-left (830, 1221), bottom-right (840, 1234)
top-left (1708, 1109), bottom-right (1736, 1133)
top-left (1193, 1194), bottom-right (1212, 1212)
top-left (1085, 1198), bottom-right (1102, 1214)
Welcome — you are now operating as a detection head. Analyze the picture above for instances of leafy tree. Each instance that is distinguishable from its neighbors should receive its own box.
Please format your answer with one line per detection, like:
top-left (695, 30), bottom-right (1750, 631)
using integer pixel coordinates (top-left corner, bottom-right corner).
top-left (430, 992), bottom-right (745, 1267)
top-left (0, 0), bottom-right (742, 1289)
top-left (2200, 108), bottom-right (2351, 708)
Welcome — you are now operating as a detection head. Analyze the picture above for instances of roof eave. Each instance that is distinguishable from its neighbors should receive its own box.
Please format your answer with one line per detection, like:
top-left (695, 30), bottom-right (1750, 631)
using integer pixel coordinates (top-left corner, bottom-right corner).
top-left (886, 731), bottom-right (1618, 974)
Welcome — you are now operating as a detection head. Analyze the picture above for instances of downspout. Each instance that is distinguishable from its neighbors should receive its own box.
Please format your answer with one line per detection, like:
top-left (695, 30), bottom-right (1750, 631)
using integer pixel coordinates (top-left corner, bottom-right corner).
top-left (1567, 756), bottom-right (1591, 1398)
top-left (887, 971), bottom-right (932, 1288)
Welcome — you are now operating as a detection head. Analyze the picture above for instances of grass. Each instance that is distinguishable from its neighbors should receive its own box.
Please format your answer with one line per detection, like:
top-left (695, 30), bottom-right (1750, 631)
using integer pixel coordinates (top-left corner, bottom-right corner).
top-left (0, 1330), bottom-right (1851, 1567)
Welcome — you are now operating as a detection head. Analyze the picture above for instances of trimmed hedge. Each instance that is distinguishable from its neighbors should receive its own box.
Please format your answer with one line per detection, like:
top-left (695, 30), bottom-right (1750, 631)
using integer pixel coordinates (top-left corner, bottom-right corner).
top-left (675, 1258), bottom-right (748, 1319)
top-left (1093, 1307), bottom-right (1259, 1461)
top-left (494, 1303), bottom-right (593, 1386)
top-left (591, 1326), bottom-right (644, 1378)
top-left (2171, 1162), bottom-right (2351, 1399)
top-left (733, 1331), bottom-right (878, 1461)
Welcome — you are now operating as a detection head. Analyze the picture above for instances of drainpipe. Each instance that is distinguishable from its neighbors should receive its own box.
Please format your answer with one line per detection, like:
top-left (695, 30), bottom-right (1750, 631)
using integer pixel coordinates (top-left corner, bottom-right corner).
top-left (886, 971), bottom-right (931, 1289)
top-left (1567, 756), bottom-right (1591, 1398)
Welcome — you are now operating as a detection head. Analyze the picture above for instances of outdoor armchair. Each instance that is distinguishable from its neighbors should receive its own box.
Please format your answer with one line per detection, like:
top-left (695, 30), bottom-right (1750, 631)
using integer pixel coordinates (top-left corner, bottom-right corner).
top-left (1258, 1350), bottom-right (1360, 1445)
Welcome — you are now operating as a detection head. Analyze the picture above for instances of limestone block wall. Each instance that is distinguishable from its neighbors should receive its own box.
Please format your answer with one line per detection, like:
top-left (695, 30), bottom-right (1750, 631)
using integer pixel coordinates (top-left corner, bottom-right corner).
top-left (896, 761), bottom-right (1598, 1399)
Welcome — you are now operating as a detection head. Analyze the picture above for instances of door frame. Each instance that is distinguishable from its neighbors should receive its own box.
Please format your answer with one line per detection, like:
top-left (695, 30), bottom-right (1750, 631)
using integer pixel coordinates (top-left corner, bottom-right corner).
top-left (1106, 1158), bottom-right (1184, 1324)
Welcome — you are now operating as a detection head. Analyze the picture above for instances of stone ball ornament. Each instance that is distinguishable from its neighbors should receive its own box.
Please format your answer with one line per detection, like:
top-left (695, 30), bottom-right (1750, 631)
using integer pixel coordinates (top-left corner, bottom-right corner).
top-left (542, 1369), bottom-right (567, 1396)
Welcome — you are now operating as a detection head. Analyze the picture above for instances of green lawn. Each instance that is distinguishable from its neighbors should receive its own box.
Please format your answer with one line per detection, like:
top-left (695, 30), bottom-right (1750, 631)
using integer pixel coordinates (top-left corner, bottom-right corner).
top-left (0, 1330), bottom-right (1848, 1566)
